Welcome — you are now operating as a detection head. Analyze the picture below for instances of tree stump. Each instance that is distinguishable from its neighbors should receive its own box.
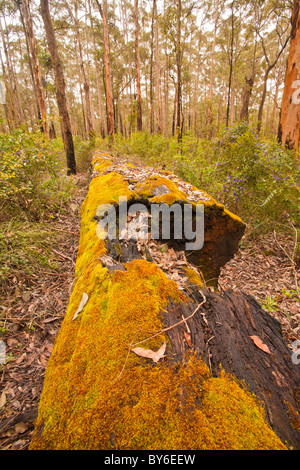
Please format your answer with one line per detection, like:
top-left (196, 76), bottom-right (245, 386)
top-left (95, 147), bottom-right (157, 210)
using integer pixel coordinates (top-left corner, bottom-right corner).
top-left (30, 153), bottom-right (299, 450)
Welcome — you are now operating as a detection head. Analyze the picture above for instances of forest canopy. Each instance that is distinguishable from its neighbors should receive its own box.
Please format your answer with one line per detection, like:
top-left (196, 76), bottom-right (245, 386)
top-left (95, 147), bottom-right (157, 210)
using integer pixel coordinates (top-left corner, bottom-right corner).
top-left (0, 0), bottom-right (295, 141)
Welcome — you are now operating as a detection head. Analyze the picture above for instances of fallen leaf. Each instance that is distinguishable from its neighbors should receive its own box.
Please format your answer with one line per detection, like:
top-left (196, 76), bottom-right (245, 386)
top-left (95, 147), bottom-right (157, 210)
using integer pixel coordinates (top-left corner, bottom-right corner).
top-left (250, 335), bottom-right (271, 354)
top-left (72, 292), bottom-right (89, 320)
top-left (14, 422), bottom-right (28, 434)
top-left (184, 332), bottom-right (192, 347)
top-left (131, 341), bottom-right (167, 363)
top-left (0, 391), bottom-right (6, 409)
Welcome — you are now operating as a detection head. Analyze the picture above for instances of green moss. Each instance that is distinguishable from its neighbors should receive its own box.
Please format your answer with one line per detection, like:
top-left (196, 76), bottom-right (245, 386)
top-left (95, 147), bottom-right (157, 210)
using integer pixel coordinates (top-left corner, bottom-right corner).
top-left (30, 154), bottom-right (285, 450)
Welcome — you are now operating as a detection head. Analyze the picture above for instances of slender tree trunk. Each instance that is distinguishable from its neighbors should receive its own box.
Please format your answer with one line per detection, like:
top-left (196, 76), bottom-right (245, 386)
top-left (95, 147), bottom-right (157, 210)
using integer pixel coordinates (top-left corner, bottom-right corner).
top-left (257, 27), bottom-right (290, 135)
top-left (0, 19), bottom-right (21, 127)
top-left (226, 2), bottom-right (235, 128)
top-left (17, 3), bottom-right (41, 123)
top-left (270, 63), bottom-right (284, 136)
top-left (21, 0), bottom-right (48, 136)
top-left (73, 0), bottom-right (95, 139)
top-left (240, 74), bottom-right (254, 123)
top-left (257, 70), bottom-right (269, 135)
top-left (40, 0), bottom-right (76, 174)
top-left (154, 0), bottom-right (162, 134)
top-left (208, 0), bottom-right (220, 129)
top-left (88, 0), bottom-right (106, 138)
top-left (176, 0), bottom-right (182, 142)
top-left (150, 0), bottom-right (155, 134)
top-left (0, 46), bottom-right (16, 129)
top-left (96, 0), bottom-right (115, 142)
top-left (134, 0), bottom-right (142, 131)
top-left (278, 0), bottom-right (300, 151)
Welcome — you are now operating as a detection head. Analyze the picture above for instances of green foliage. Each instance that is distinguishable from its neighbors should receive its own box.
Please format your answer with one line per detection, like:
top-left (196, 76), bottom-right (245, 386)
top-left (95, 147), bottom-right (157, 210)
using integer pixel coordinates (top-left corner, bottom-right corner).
top-left (112, 126), bottom-right (300, 233)
top-left (0, 220), bottom-right (61, 288)
top-left (0, 127), bottom-right (75, 220)
top-left (262, 296), bottom-right (279, 313)
top-left (74, 136), bottom-right (96, 172)
top-left (211, 123), bottom-right (300, 228)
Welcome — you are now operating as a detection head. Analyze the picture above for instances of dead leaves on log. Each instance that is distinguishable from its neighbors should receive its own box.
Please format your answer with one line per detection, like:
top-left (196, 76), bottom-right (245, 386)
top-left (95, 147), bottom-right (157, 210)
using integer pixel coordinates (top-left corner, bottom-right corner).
top-left (72, 292), bottom-right (89, 321)
top-left (131, 342), bottom-right (167, 363)
top-left (250, 335), bottom-right (271, 354)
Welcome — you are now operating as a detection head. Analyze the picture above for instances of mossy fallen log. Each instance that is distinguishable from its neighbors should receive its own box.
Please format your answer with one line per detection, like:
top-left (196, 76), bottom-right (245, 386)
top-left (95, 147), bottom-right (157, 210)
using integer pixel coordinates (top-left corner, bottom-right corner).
top-left (30, 153), bottom-right (299, 450)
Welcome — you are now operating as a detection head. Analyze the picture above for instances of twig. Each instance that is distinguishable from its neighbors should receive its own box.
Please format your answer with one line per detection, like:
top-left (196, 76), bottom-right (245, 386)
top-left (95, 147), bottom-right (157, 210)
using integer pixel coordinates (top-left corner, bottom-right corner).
top-left (52, 248), bottom-right (74, 262)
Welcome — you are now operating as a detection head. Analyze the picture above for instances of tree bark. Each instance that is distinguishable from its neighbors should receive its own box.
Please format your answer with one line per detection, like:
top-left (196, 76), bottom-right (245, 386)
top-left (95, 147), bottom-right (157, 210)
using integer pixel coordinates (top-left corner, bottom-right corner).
top-left (40, 0), bottom-right (76, 175)
top-left (278, 0), bottom-right (300, 151)
top-left (134, 0), bottom-right (142, 132)
top-left (21, 0), bottom-right (48, 137)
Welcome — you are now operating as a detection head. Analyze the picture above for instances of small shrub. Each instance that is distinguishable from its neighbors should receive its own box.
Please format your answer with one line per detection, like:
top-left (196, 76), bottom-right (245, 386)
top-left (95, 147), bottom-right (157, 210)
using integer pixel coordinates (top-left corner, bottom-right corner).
top-left (0, 127), bottom-right (75, 220)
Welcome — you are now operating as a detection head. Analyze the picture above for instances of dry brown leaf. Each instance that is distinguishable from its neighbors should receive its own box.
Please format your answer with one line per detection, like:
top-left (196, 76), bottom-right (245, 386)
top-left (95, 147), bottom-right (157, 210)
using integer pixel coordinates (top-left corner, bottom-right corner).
top-left (131, 341), bottom-right (167, 363)
top-left (14, 422), bottom-right (28, 434)
top-left (72, 292), bottom-right (89, 320)
top-left (250, 335), bottom-right (271, 354)
top-left (184, 332), bottom-right (192, 347)
top-left (0, 391), bottom-right (6, 409)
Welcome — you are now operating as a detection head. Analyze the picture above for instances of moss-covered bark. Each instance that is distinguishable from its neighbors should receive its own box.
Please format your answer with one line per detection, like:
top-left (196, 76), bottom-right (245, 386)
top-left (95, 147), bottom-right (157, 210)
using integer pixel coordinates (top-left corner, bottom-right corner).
top-left (30, 153), bottom-right (287, 450)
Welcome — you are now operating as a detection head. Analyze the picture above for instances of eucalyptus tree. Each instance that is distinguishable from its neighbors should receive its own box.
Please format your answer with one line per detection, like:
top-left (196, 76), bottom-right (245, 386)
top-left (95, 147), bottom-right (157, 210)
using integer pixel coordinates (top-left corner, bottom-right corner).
top-left (40, 0), bottom-right (77, 174)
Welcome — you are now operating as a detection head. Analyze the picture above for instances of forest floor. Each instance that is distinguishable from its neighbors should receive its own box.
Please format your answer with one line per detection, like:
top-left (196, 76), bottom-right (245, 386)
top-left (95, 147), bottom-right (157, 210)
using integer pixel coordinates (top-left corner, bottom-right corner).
top-left (0, 156), bottom-right (299, 450)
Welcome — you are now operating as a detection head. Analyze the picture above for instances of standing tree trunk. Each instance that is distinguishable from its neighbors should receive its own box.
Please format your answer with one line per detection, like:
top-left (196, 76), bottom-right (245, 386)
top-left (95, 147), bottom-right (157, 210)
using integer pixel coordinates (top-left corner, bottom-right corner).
top-left (21, 0), bottom-right (48, 137)
top-left (17, 2), bottom-right (41, 124)
top-left (134, 0), bottom-right (142, 131)
top-left (239, 74), bottom-right (255, 123)
top-left (149, 0), bottom-right (155, 134)
top-left (175, 0), bottom-right (183, 142)
top-left (208, 0), bottom-right (220, 131)
top-left (0, 19), bottom-right (22, 127)
top-left (226, 1), bottom-right (235, 128)
top-left (96, 0), bottom-right (115, 143)
top-left (40, 0), bottom-right (76, 175)
top-left (257, 30), bottom-right (290, 135)
top-left (278, 0), bottom-right (300, 151)
top-left (73, 0), bottom-right (95, 139)
top-left (240, 32), bottom-right (258, 123)
top-left (154, 0), bottom-right (162, 134)
top-left (88, 0), bottom-right (106, 138)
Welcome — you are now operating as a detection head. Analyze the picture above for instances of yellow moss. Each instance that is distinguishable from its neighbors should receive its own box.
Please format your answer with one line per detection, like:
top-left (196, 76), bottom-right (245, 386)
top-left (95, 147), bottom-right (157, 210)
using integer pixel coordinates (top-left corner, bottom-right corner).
top-left (29, 153), bottom-right (284, 450)
top-left (136, 175), bottom-right (188, 204)
top-left (184, 267), bottom-right (203, 287)
top-left (30, 258), bottom-right (286, 450)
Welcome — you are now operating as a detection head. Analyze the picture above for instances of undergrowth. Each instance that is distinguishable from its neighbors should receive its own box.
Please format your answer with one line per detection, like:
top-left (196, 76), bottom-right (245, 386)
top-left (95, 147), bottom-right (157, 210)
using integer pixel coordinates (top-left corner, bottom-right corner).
top-left (102, 124), bottom-right (300, 238)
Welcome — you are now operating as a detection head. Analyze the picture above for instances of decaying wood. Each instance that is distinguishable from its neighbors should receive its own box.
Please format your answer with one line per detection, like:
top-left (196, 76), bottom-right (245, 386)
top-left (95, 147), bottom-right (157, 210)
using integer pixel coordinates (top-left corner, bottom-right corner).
top-left (161, 287), bottom-right (300, 449)
top-left (30, 154), bottom-right (300, 449)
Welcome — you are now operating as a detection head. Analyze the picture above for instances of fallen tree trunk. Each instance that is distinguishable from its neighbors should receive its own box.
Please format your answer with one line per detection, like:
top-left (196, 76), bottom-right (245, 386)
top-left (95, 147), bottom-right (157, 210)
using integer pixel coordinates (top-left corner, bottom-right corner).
top-left (30, 153), bottom-right (300, 450)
